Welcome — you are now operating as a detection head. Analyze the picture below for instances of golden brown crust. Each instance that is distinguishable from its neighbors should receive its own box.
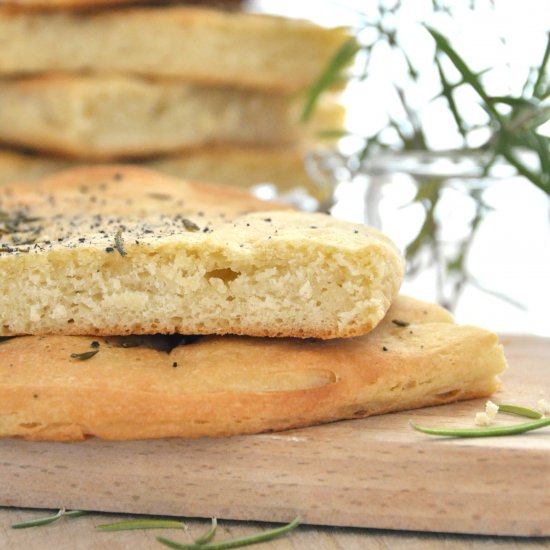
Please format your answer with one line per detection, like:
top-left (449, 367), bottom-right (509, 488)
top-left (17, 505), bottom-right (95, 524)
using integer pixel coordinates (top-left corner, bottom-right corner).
top-left (0, 0), bottom-right (174, 9)
top-left (0, 146), bottom-right (328, 200)
top-left (0, 6), bottom-right (351, 92)
top-left (1, 164), bottom-right (290, 216)
top-left (0, 0), bottom-right (245, 10)
top-left (0, 296), bottom-right (507, 441)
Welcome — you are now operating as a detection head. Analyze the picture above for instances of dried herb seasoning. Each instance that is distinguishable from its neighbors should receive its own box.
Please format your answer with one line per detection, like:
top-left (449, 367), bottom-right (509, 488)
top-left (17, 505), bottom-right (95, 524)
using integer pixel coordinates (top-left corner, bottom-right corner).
top-left (70, 350), bottom-right (99, 361)
top-left (182, 218), bottom-right (200, 232)
top-left (114, 229), bottom-right (127, 257)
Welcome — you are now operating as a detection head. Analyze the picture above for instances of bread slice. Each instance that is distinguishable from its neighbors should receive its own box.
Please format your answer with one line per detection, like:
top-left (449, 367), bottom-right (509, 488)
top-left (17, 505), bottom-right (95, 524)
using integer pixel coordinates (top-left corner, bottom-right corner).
top-left (0, 166), bottom-right (404, 338)
top-left (0, 295), bottom-right (507, 441)
top-left (0, 146), bottom-right (327, 200)
top-left (0, 6), bottom-right (350, 92)
top-left (0, 74), bottom-right (344, 159)
top-left (0, 0), bottom-right (197, 8)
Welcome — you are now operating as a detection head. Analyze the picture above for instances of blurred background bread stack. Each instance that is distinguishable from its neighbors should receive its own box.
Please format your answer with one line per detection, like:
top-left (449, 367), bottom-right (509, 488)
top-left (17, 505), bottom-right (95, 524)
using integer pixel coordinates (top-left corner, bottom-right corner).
top-left (0, 0), bottom-right (350, 204)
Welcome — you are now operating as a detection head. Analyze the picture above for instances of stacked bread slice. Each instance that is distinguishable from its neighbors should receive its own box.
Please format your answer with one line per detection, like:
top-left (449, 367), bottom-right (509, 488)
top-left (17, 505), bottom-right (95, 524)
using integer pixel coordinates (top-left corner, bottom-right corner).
top-left (0, 1), bottom-right (347, 198)
top-left (0, 167), bottom-right (507, 441)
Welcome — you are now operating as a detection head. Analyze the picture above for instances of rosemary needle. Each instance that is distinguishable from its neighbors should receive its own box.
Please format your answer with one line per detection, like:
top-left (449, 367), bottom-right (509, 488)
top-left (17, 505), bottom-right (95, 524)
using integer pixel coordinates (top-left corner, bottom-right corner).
top-left (410, 417), bottom-right (550, 438)
top-left (497, 403), bottom-right (543, 419)
top-left (157, 517), bottom-right (300, 550)
top-left (193, 518), bottom-right (218, 545)
top-left (70, 350), bottom-right (99, 361)
top-left (11, 509), bottom-right (87, 529)
top-left (114, 229), bottom-right (127, 257)
top-left (97, 519), bottom-right (187, 532)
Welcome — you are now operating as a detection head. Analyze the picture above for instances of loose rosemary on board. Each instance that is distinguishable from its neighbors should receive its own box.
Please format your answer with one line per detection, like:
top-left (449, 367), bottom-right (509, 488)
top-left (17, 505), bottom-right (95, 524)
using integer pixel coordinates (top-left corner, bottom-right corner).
top-left (11, 509), bottom-right (88, 529)
top-left (11, 511), bottom-right (300, 550)
top-left (410, 402), bottom-right (549, 438)
top-left (157, 517), bottom-right (300, 550)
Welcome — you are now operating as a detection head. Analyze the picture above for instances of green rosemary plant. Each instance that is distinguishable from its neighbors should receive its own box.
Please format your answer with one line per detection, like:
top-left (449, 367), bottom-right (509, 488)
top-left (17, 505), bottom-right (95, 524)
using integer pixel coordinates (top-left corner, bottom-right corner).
top-left (304, 1), bottom-right (549, 310)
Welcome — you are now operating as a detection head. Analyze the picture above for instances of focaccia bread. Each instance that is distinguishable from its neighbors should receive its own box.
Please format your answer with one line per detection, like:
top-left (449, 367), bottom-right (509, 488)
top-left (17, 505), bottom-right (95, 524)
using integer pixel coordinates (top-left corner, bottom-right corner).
top-left (0, 146), bottom-right (327, 200)
top-left (0, 6), bottom-right (350, 92)
top-left (0, 166), bottom-right (404, 338)
top-left (0, 75), bottom-right (344, 159)
top-left (0, 296), bottom-right (508, 441)
top-left (0, 0), bottom-right (224, 8)
top-left (0, 164), bottom-right (289, 218)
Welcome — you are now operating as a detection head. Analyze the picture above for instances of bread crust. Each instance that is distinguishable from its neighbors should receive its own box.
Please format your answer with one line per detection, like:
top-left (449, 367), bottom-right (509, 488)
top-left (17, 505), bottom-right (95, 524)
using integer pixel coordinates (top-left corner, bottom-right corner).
top-left (0, 296), bottom-right (507, 441)
top-left (0, 0), bottom-right (200, 9)
top-left (0, 6), bottom-right (351, 92)
top-left (0, 145), bottom-right (325, 198)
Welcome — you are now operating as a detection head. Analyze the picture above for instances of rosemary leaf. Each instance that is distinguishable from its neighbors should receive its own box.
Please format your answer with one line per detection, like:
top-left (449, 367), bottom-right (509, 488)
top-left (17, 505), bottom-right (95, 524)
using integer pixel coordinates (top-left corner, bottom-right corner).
top-left (500, 147), bottom-right (549, 195)
top-left (114, 229), bottom-right (127, 257)
top-left (11, 509), bottom-right (87, 529)
top-left (487, 96), bottom-right (538, 110)
top-left (497, 403), bottom-right (543, 419)
top-left (194, 518), bottom-right (217, 545)
top-left (533, 31), bottom-right (550, 100)
top-left (157, 517), bottom-right (300, 550)
top-left (97, 519), bottom-right (186, 532)
top-left (182, 219), bottom-right (200, 232)
top-left (70, 350), bottom-right (99, 361)
top-left (410, 417), bottom-right (550, 438)
top-left (434, 56), bottom-right (467, 141)
top-left (315, 129), bottom-right (350, 139)
top-left (301, 39), bottom-right (359, 123)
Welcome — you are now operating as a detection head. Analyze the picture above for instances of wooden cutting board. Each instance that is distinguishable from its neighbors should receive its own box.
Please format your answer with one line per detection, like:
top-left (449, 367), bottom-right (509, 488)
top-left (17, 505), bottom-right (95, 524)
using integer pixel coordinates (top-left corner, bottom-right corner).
top-left (1, 334), bottom-right (548, 537)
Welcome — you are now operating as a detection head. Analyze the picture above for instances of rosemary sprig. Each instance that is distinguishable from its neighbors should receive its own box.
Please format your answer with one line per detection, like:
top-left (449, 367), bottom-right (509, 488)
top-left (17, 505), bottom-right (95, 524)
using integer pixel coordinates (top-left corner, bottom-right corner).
top-left (426, 25), bottom-right (550, 195)
top-left (96, 519), bottom-right (187, 532)
top-left (11, 509), bottom-right (87, 529)
top-left (426, 26), bottom-right (503, 123)
top-left (302, 4), bottom-right (549, 312)
top-left (410, 417), bottom-right (550, 438)
top-left (157, 517), bottom-right (300, 550)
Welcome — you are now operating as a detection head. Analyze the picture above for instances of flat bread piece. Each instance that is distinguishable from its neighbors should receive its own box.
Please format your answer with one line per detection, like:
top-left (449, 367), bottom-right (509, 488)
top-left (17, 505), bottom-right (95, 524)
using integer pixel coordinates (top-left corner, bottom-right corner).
top-left (0, 295), bottom-right (508, 441)
top-left (0, 6), bottom-right (350, 92)
top-left (0, 164), bottom-right (289, 218)
top-left (0, 0), bottom-right (242, 9)
top-left (0, 146), bottom-right (327, 200)
top-left (0, 166), bottom-right (404, 338)
top-left (0, 75), bottom-right (343, 159)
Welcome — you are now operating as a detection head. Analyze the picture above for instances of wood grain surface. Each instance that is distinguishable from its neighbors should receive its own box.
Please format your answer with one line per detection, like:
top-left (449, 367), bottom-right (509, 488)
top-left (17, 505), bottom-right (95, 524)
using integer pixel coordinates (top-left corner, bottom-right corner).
top-left (0, 335), bottom-right (549, 544)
